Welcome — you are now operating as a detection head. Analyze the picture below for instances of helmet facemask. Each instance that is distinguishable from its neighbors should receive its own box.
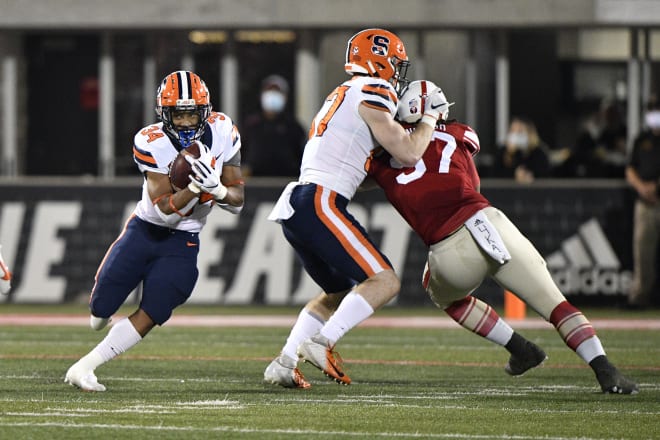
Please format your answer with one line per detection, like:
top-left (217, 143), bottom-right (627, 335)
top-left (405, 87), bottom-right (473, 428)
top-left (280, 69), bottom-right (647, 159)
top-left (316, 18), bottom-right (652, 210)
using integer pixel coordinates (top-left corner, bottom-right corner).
top-left (158, 104), bottom-right (210, 148)
top-left (155, 71), bottom-right (212, 148)
top-left (391, 56), bottom-right (411, 96)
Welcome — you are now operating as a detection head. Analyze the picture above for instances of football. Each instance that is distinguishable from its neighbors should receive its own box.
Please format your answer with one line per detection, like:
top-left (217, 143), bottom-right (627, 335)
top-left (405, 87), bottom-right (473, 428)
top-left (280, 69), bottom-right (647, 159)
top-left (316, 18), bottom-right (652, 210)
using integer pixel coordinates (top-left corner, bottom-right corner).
top-left (168, 142), bottom-right (201, 191)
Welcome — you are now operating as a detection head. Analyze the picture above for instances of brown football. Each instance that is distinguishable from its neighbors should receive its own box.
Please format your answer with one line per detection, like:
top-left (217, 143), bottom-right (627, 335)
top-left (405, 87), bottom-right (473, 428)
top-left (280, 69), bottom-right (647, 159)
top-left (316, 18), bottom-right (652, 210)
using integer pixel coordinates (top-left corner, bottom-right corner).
top-left (168, 142), bottom-right (201, 191)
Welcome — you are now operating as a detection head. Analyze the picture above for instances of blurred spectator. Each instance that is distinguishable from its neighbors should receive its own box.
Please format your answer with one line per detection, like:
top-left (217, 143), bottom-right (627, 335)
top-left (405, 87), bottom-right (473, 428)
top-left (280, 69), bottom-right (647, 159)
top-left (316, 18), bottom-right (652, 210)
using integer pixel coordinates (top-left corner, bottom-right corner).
top-left (241, 75), bottom-right (307, 177)
top-left (491, 116), bottom-right (551, 183)
top-left (596, 101), bottom-right (628, 177)
top-left (559, 100), bottom-right (627, 178)
top-left (625, 98), bottom-right (660, 309)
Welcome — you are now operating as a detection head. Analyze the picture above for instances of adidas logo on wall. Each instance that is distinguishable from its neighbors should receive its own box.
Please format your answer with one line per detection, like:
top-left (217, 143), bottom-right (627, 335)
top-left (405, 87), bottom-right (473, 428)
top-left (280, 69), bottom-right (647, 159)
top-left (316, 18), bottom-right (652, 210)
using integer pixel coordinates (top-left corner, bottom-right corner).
top-left (545, 218), bottom-right (632, 296)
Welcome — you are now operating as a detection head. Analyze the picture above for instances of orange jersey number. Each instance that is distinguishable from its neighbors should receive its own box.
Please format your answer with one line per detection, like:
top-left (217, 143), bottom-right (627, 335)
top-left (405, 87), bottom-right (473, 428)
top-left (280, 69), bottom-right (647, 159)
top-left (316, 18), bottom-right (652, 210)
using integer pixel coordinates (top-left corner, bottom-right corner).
top-left (140, 125), bottom-right (165, 143)
top-left (206, 111), bottom-right (225, 124)
top-left (308, 85), bottom-right (350, 139)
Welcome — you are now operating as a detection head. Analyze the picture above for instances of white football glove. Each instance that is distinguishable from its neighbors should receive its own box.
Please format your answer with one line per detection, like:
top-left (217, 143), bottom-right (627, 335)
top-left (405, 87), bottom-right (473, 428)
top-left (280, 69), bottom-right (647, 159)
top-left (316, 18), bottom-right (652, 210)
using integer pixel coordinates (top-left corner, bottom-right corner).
top-left (186, 144), bottom-right (228, 200)
top-left (420, 87), bottom-right (449, 129)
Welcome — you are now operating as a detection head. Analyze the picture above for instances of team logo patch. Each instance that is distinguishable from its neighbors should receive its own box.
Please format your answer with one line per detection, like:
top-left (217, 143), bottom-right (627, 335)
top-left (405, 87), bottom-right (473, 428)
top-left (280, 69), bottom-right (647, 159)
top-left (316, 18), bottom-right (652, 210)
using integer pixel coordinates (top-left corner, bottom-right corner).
top-left (407, 98), bottom-right (419, 115)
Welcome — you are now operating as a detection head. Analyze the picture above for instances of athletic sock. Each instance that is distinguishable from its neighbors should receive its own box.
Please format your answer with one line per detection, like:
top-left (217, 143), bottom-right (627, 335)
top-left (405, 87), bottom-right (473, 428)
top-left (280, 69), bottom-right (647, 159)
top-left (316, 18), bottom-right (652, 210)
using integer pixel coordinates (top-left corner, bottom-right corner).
top-left (320, 291), bottom-right (374, 345)
top-left (576, 335), bottom-right (606, 364)
top-left (77, 317), bottom-right (143, 370)
top-left (281, 308), bottom-right (324, 362)
top-left (549, 301), bottom-right (604, 364)
top-left (445, 296), bottom-right (513, 346)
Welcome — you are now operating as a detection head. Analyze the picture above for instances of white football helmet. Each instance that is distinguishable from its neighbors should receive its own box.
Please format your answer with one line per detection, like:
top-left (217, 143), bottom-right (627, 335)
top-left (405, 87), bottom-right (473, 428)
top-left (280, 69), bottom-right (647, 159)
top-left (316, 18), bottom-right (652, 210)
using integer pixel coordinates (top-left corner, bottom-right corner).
top-left (397, 80), bottom-right (454, 124)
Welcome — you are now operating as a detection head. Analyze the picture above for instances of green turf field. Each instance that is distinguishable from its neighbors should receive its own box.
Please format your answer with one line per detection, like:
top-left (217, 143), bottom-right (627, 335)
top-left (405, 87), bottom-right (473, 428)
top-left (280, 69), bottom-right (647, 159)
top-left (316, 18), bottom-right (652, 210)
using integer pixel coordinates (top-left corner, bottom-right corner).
top-left (1, 305), bottom-right (658, 439)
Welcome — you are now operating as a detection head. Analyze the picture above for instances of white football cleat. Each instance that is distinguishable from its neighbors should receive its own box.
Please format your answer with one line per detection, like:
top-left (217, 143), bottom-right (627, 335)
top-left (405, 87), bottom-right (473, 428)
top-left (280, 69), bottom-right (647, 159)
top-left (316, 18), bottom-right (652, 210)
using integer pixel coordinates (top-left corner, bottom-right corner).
top-left (65, 362), bottom-right (106, 392)
top-left (264, 354), bottom-right (311, 389)
top-left (90, 315), bottom-right (112, 331)
top-left (297, 334), bottom-right (351, 385)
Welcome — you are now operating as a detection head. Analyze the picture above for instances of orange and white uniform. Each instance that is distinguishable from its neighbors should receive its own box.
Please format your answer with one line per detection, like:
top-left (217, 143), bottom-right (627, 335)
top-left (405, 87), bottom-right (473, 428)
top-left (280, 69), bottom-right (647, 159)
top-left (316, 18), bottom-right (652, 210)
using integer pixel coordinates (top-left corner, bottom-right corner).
top-left (269, 76), bottom-right (397, 293)
top-left (299, 76), bottom-right (398, 199)
top-left (89, 113), bottom-right (241, 326)
top-left (132, 112), bottom-right (241, 233)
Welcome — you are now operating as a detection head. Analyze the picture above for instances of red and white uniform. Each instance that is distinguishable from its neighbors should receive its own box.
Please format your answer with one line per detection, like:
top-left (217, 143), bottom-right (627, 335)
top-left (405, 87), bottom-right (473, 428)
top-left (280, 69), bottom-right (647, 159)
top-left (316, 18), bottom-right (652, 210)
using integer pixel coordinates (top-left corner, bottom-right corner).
top-left (369, 121), bottom-right (566, 319)
top-left (132, 112), bottom-right (241, 233)
top-left (369, 122), bottom-right (488, 246)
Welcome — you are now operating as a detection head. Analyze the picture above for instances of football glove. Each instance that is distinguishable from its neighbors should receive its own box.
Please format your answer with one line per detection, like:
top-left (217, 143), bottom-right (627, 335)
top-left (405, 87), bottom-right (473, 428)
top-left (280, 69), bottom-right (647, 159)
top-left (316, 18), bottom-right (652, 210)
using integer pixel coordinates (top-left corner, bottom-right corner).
top-left (420, 87), bottom-right (448, 129)
top-left (186, 145), bottom-right (228, 200)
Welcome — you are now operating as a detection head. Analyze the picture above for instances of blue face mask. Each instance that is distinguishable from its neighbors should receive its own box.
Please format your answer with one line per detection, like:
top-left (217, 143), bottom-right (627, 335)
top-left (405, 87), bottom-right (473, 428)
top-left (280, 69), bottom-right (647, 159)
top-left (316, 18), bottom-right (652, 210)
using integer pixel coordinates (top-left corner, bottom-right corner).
top-left (177, 129), bottom-right (198, 148)
top-left (261, 91), bottom-right (286, 113)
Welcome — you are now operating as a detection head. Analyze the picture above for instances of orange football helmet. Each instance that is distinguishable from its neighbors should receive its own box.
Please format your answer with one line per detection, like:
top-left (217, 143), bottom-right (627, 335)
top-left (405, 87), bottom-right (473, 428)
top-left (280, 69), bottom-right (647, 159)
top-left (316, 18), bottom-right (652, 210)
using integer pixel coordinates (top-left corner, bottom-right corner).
top-left (156, 71), bottom-right (212, 147)
top-left (345, 28), bottom-right (410, 93)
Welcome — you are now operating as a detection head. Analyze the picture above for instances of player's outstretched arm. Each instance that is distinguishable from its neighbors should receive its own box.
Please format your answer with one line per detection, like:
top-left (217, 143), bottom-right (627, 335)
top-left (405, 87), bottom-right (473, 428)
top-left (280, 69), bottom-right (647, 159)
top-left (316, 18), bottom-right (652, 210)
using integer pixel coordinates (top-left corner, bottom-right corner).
top-left (359, 104), bottom-right (434, 167)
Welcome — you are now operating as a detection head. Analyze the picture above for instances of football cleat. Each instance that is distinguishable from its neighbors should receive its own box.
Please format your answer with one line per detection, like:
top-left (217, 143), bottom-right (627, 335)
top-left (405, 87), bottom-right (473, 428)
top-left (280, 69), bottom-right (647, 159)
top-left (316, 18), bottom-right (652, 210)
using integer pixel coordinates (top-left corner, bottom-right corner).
top-left (505, 341), bottom-right (547, 376)
top-left (263, 354), bottom-right (311, 389)
top-left (90, 315), bottom-right (112, 331)
top-left (64, 362), bottom-right (106, 392)
top-left (297, 334), bottom-right (351, 385)
top-left (595, 365), bottom-right (639, 394)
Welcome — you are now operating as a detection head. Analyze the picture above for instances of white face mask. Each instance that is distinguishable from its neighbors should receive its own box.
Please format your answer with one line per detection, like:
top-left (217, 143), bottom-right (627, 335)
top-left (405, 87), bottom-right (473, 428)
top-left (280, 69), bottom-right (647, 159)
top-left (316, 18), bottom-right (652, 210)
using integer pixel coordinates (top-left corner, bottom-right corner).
top-left (506, 132), bottom-right (529, 150)
top-left (645, 110), bottom-right (660, 130)
top-left (261, 90), bottom-right (286, 113)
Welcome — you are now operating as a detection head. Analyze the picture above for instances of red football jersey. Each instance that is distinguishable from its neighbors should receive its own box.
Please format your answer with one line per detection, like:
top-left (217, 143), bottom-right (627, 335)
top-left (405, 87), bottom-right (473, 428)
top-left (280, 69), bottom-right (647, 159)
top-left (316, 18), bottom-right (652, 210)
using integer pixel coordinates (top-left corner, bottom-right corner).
top-left (368, 121), bottom-right (490, 246)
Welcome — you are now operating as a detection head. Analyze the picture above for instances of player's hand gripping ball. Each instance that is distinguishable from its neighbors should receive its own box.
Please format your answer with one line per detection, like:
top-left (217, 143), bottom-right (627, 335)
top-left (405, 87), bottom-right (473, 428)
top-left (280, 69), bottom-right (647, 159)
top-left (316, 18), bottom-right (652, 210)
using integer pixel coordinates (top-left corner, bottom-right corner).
top-left (168, 142), bottom-right (201, 191)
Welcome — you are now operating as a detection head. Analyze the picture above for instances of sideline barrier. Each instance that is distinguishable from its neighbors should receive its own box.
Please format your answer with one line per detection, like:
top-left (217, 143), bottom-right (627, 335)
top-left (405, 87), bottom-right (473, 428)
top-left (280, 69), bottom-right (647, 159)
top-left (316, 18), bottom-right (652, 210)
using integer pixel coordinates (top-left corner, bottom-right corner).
top-left (0, 177), bottom-right (634, 306)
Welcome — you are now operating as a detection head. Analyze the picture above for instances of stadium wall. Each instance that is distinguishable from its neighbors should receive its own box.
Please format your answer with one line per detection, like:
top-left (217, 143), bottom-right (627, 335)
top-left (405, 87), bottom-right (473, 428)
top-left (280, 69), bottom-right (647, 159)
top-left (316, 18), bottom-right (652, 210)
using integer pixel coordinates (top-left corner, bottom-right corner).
top-left (0, 178), bottom-right (634, 307)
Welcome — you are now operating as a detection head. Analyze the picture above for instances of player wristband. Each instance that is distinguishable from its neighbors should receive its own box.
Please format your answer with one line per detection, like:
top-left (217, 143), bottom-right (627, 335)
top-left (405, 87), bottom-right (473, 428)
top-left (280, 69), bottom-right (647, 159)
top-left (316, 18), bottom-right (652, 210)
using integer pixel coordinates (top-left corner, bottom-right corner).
top-left (211, 184), bottom-right (228, 201)
top-left (187, 182), bottom-right (201, 194)
top-left (420, 114), bottom-right (438, 129)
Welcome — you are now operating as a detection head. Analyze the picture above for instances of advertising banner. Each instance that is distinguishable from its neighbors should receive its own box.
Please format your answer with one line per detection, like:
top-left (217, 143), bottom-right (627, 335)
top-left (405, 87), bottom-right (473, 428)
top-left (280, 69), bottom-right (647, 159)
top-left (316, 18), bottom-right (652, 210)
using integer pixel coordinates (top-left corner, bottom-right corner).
top-left (0, 179), bottom-right (634, 306)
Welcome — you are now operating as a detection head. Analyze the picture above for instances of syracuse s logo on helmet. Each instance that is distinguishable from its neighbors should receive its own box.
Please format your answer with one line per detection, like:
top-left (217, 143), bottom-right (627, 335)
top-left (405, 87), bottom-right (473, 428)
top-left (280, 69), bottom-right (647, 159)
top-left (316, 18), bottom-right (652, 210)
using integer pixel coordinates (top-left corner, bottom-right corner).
top-left (371, 35), bottom-right (390, 56)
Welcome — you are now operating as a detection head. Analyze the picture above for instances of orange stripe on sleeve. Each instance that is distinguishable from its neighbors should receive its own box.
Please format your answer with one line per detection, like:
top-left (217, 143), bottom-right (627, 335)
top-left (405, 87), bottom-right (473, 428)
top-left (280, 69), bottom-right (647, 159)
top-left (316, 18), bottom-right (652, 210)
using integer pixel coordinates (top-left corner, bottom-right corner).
top-left (133, 146), bottom-right (157, 165)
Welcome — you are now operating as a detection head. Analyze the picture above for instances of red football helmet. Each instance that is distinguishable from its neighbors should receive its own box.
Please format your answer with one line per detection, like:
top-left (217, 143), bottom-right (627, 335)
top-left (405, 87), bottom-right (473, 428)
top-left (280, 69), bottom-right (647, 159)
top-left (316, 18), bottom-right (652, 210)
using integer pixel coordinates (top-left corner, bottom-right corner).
top-left (156, 71), bottom-right (212, 147)
top-left (345, 28), bottom-right (410, 93)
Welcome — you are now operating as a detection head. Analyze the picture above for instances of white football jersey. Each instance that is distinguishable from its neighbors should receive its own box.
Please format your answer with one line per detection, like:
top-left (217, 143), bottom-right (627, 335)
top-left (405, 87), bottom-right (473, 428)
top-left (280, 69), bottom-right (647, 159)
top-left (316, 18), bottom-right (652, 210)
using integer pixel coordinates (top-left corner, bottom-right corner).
top-left (132, 111), bottom-right (241, 232)
top-left (299, 75), bottom-right (398, 199)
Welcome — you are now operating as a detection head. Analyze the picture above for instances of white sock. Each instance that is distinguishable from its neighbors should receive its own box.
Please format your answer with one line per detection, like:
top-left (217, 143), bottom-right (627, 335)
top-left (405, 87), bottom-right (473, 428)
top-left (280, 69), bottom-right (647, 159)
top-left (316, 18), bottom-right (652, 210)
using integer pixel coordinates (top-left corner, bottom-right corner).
top-left (576, 336), bottom-right (606, 364)
top-left (320, 291), bottom-right (374, 345)
top-left (488, 319), bottom-right (514, 346)
top-left (281, 309), bottom-right (324, 362)
top-left (77, 318), bottom-right (142, 370)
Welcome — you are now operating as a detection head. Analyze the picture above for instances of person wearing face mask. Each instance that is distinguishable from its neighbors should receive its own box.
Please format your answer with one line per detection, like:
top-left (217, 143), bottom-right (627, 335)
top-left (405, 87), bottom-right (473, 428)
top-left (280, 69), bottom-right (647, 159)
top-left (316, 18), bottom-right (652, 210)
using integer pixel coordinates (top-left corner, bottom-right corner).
top-left (624, 99), bottom-right (660, 309)
top-left (491, 116), bottom-right (551, 183)
top-left (241, 75), bottom-right (307, 177)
